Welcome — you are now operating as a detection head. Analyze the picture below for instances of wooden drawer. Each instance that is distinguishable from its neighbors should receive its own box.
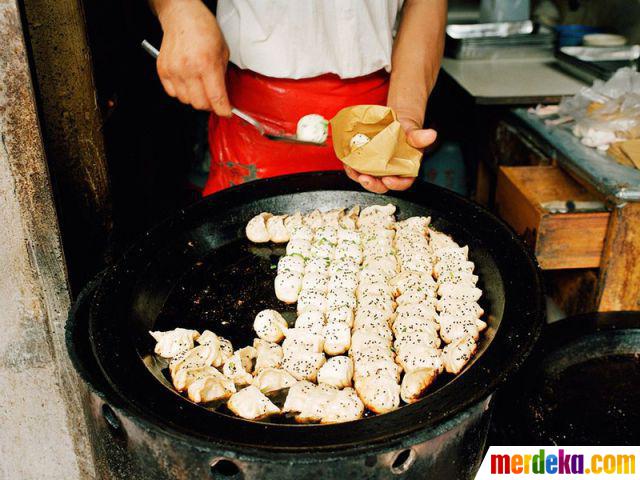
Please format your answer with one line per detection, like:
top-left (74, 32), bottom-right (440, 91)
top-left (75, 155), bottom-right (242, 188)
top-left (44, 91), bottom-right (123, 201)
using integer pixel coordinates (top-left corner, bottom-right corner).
top-left (495, 166), bottom-right (610, 270)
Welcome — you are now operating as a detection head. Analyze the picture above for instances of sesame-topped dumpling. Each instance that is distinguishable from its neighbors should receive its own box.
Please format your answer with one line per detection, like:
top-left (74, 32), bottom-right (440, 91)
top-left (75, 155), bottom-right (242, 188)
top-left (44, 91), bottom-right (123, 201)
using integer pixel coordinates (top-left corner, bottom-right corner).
top-left (227, 385), bottom-right (280, 420)
top-left (150, 328), bottom-right (199, 358)
top-left (254, 309), bottom-right (289, 343)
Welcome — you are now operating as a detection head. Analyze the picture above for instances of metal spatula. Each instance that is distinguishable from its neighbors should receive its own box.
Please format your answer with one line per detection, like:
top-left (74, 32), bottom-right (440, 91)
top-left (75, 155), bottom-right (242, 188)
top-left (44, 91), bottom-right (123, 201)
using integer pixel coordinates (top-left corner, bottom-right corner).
top-left (141, 40), bottom-right (326, 146)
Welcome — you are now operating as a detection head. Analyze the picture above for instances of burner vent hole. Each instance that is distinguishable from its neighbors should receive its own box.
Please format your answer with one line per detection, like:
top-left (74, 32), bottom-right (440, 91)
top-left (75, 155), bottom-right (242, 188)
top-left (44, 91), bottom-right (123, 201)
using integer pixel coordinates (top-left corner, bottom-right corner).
top-left (210, 458), bottom-right (241, 479)
top-left (390, 448), bottom-right (415, 475)
top-left (101, 404), bottom-right (126, 440)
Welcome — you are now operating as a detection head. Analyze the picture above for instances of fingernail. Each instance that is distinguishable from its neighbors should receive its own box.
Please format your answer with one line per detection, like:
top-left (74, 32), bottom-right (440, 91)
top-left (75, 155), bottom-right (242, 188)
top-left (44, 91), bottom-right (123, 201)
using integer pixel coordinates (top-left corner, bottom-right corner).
top-left (361, 179), bottom-right (370, 187)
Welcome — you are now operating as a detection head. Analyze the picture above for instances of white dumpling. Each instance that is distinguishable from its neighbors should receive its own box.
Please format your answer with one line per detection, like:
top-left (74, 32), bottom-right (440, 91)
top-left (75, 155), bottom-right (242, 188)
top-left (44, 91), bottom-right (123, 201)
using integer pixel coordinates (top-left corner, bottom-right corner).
top-left (326, 288), bottom-right (357, 311)
top-left (351, 328), bottom-right (393, 351)
top-left (436, 299), bottom-right (484, 319)
top-left (327, 271), bottom-right (359, 292)
top-left (314, 225), bottom-right (338, 244)
top-left (252, 368), bottom-right (297, 394)
top-left (358, 269), bottom-right (388, 286)
top-left (317, 356), bottom-right (353, 388)
top-left (358, 204), bottom-right (396, 224)
top-left (438, 283), bottom-right (482, 302)
top-left (282, 352), bottom-right (326, 382)
top-left (303, 209), bottom-right (324, 229)
top-left (433, 260), bottom-right (475, 279)
top-left (274, 271), bottom-right (302, 304)
top-left (169, 344), bottom-right (219, 376)
top-left (246, 212), bottom-right (272, 243)
top-left (392, 315), bottom-right (439, 338)
top-left (304, 256), bottom-right (330, 275)
top-left (395, 301), bottom-right (438, 322)
top-left (322, 323), bottom-right (351, 356)
top-left (253, 338), bottom-right (284, 373)
top-left (282, 380), bottom-right (316, 413)
top-left (277, 255), bottom-right (305, 276)
top-left (395, 216), bottom-right (430, 233)
top-left (286, 238), bottom-right (311, 257)
top-left (296, 114), bottom-right (328, 144)
top-left (438, 270), bottom-right (479, 286)
top-left (227, 385), bottom-right (280, 420)
top-left (197, 330), bottom-right (233, 367)
top-left (187, 371), bottom-right (236, 403)
top-left (266, 215), bottom-right (290, 243)
top-left (320, 209), bottom-right (343, 228)
top-left (442, 335), bottom-right (477, 374)
top-left (297, 289), bottom-right (327, 314)
top-left (296, 384), bottom-right (338, 423)
top-left (435, 246), bottom-right (469, 264)
top-left (329, 258), bottom-right (360, 275)
top-left (254, 309), bottom-right (288, 343)
top-left (295, 310), bottom-right (326, 334)
top-left (289, 224), bottom-right (314, 242)
top-left (349, 133), bottom-right (371, 150)
top-left (326, 307), bottom-right (354, 328)
top-left (400, 368), bottom-right (438, 404)
top-left (438, 314), bottom-right (483, 344)
top-left (337, 228), bottom-right (361, 244)
top-left (353, 359), bottom-right (402, 383)
top-left (309, 241), bottom-right (333, 260)
top-left (301, 272), bottom-right (329, 293)
top-left (222, 346), bottom-right (257, 386)
top-left (396, 345), bottom-right (443, 374)
top-left (150, 328), bottom-right (199, 358)
top-left (350, 343), bottom-right (395, 365)
top-left (428, 230), bottom-right (458, 251)
top-left (340, 205), bottom-right (361, 230)
top-left (334, 243), bottom-right (363, 263)
top-left (356, 293), bottom-right (395, 316)
top-left (172, 365), bottom-right (220, 392)
top-left (354, 373), bottom-right (400, 414)
top-left (321, 388), bottom-right (365, 424)
top-left (282, 328), bottom-right (324, 354)
top-left (394, 329), bottom-right (441, 351)
top-left (283, 212), bottom-right (303, 235)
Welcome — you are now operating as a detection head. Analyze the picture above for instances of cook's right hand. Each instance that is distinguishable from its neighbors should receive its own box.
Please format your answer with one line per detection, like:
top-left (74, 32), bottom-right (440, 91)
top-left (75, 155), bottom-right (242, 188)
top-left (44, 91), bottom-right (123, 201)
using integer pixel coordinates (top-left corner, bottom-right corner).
top-left (156, 0), bottom-right (232, 116)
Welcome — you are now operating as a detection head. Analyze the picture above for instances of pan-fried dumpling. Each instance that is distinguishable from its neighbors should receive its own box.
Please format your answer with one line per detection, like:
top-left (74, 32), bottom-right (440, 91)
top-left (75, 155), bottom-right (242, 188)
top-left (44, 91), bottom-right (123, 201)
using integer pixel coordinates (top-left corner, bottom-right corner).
top-left (222, 346), bottom-right (257, 386)
top-left (194, 330), bottom-right (231, 367)
top-left (274, 271), bottom-right (302, 304)
top-left (277, 255), bottom-right (305, 276)
top-left (438, 283), bottom-right (482, 302)
top-left (246, 212), bottom-right (272, 243)
top-left (286, 238), bottom-right (311, 257)
top-left (314, 225), bottom-right (338, 244)
top-left (289, 224), bottom-right (314, 242)
top-left (326, 288), bottom-right (356, 311)
top-left (400, 368), bottom-right (438, 403)
top-left (296, 384), bottom-right (338, 423)
top-left (266, 215), bottom-right (290, 243)
top-left (354, 373), bottom-right (400, 414)
top-left (433, 260), bottom-right (475, 279)
top-left (253, 339), bottom-right (284, 373)
top-left (442, 335), bottom-right (477, 374)
top-left (303, 209), bottom-right (323, 229)
top-left (282, 380), bottom-right (316, 413)
top-left (396, 345), bottom-right (443, 374)
top-left (320, 388), bottom-right (364, 424)
top-left (283, 211), bottom-right (303, 235)
top-left (282, 328), bottom-right (324, 354)
top-left (395, 301), bottom-right (438, 322)
top-left (322, 323), bottom-right (351, 355)
top-left (294, 310), bottom-right (326, 334)
top-left (227, 385), bottom-right (280, 420)
top-left (169, 344), bottom-right (219, 376)
top-left (325, 307), bottom-right (354, 328)
top-left (301, 272), bottom-right (329, 293)
top-left (252, 368), bottom-right (297, 394)
top-left (392, 315), bottom-right (439, 338)
top-left (150, 328), bottom-right (199, 358)
top-left (172, 365), bottom-right (221, 392)
top-left (304, 256), bottom-right (330, 275)
top-left (282, 352), bottom-right (326, 382)
top-left (297, 289), bottom-right (327, 314)
top-left (438, 314), bottom-right (483, 343)
top-left (337, 228), bottom-right (361, 244)
top-left (187, 371), bottom-right (236, 403)
top-left (436, 299), bottom-right (484, 319)
top-left (428, 230), bottom-right (458, 251)
top-left (317, 355), bottom-right (353, 388)
top-left (254, 309), bottom-right (289, 343)
top-left (394, 329), bottom-right (441, 352)
top-left (339, 205), bottom-right (360, 230)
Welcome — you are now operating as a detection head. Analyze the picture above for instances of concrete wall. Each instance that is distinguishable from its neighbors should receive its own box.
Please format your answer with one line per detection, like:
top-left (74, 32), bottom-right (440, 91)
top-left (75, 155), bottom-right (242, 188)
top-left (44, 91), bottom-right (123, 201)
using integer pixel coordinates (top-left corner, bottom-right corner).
top-left (0, 1), bottom-right (96, 478)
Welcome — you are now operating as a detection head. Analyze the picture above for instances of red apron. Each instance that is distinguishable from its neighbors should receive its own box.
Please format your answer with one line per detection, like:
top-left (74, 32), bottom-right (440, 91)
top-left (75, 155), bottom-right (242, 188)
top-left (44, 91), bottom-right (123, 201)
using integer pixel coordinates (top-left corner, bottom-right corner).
top-left (204, 66), bottom-right (390, 196)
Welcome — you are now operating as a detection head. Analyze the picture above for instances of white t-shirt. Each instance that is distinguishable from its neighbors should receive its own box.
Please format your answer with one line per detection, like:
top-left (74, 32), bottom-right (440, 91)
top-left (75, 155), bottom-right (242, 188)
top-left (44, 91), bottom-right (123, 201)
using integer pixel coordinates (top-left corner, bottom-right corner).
top-left (217, 0), bottom-right (404, 79)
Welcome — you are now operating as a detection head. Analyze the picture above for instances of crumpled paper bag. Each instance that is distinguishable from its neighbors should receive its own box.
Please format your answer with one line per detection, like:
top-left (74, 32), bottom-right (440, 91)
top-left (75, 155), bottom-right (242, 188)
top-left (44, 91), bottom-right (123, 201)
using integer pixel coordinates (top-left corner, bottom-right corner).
top-left (330, 105), bottom-right (422, 177)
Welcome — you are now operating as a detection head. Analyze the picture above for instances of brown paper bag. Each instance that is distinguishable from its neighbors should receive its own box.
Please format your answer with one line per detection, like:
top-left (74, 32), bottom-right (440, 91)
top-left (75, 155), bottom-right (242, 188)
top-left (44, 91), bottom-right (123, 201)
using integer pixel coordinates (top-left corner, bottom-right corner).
top-left (330, 105), bottom-right (422, 177)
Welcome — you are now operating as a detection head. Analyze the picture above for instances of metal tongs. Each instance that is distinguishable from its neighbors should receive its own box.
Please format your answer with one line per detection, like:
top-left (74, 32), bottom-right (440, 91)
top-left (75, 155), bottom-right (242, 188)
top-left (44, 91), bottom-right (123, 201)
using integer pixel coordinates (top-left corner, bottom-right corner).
top-left (141, 40), bottom-right (326, 146)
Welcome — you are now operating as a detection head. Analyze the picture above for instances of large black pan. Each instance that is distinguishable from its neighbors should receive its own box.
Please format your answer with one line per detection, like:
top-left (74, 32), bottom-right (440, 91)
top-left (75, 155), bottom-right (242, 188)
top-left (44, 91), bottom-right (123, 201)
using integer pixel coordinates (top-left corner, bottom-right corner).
top-left (87, 171), bottom-right (544, 454)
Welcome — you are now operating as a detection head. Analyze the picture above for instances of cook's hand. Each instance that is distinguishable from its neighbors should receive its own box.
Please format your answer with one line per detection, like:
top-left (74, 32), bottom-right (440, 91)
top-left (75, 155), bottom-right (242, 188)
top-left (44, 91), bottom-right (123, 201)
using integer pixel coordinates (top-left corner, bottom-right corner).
top-left (345, 118), bottom-right (437, 194)
top-left (156, 0), bottom-right (232, 116)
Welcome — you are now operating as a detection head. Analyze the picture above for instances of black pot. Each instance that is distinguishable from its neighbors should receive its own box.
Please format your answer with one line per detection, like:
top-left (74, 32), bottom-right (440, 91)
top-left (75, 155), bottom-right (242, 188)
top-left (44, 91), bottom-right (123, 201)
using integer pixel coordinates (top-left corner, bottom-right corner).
top-left (67, 171), bottom-right (545, 479)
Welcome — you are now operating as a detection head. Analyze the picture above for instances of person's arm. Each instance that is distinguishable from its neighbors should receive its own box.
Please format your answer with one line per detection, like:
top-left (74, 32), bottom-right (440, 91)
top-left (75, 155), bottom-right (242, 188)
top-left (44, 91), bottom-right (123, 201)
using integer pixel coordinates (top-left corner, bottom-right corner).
top-left (346, 0), bottom-right (447, 194)
top-left (149, 0), bottom-right (232, 116)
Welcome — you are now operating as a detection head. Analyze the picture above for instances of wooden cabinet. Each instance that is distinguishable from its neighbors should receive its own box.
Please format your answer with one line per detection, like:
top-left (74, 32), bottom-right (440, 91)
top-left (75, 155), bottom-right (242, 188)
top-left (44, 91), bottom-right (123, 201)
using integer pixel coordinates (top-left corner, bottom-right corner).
top-left (495, 166), bottom-right (610, 270)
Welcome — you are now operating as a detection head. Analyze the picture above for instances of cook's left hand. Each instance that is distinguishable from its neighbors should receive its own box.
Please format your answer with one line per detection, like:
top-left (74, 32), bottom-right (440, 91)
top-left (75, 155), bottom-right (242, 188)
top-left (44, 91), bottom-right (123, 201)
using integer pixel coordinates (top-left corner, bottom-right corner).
top-left (344, 118), bottom-right (437, 194)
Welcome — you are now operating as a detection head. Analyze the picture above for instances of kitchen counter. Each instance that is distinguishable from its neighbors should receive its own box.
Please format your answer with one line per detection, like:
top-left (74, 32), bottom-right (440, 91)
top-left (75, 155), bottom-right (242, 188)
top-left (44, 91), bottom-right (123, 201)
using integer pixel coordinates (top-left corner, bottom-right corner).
top-left (441, 57), bottom-right (588, 105)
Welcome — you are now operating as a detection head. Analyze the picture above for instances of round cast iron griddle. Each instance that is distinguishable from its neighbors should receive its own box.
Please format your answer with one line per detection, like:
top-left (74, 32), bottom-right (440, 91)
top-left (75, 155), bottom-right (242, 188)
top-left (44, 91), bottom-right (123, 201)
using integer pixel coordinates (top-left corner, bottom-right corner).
top-left (493, 311), bottom-right (640, 445)
top-left (88, 171), bottom-right (544, 453)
